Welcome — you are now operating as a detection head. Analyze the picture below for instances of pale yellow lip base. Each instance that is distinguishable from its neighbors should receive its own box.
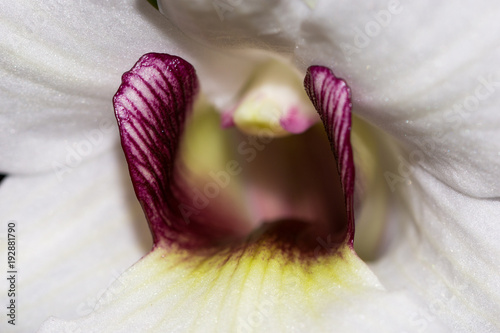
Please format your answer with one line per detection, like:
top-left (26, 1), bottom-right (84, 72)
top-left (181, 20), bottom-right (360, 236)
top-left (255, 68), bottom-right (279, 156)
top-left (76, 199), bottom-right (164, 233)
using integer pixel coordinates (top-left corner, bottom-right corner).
top-left (56, 239), bottom-right (382, 332)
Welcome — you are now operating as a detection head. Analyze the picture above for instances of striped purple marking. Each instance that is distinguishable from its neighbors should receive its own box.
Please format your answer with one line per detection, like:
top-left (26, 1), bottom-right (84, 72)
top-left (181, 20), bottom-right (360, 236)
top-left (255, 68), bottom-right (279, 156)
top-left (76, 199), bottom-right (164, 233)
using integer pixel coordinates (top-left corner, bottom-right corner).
top-left (114, 53), bottom-right (212, 248)
top-left (304, 66), bottom-right (355, 246)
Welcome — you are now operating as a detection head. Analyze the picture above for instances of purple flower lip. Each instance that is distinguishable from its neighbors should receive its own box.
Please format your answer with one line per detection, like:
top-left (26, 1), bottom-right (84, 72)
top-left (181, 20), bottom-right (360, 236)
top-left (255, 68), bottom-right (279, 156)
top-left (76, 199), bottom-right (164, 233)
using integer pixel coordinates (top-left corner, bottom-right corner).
top-left (114, 53), bottom-right (355, 257)
top-left (304, 65), bottom-right (355, 247)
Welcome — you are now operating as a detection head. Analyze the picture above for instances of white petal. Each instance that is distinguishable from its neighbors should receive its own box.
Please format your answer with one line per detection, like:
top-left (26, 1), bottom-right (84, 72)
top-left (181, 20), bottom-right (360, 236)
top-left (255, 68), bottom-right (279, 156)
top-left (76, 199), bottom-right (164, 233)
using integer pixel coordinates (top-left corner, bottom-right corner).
top-left (370, 163), bottom-right (500, 332)
top-left (0, 149), bottom-right (151, 332)
top-left (0, 0), bottom-right (256, 174)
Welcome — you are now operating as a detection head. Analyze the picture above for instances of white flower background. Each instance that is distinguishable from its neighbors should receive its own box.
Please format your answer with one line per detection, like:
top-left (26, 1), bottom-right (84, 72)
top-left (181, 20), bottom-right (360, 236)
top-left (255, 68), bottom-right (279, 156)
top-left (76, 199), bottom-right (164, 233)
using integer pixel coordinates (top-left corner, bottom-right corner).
top-left (1, 0), bottom-right (499, 332)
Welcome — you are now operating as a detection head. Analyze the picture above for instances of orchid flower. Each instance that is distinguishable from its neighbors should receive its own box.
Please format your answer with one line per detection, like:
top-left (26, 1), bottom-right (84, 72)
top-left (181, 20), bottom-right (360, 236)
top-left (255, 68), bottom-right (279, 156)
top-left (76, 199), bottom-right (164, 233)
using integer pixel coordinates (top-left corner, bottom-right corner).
top-left (1, 1), bottom-right (499, 332)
